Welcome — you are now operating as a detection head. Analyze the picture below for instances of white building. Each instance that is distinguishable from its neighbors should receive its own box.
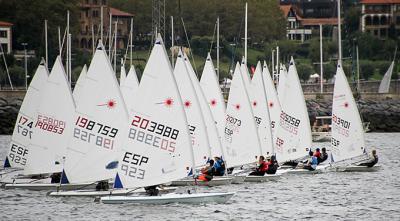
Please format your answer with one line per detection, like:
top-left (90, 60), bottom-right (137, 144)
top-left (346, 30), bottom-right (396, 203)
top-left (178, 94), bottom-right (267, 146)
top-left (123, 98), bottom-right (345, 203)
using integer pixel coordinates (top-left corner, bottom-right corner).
top-left (0, 21), bottom-right (12, 54)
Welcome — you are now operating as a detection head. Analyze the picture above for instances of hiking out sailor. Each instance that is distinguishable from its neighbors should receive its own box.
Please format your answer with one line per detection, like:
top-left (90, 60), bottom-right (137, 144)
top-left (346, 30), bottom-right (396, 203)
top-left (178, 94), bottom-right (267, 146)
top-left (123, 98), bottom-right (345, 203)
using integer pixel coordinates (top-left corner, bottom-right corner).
top-left (265, 155), bottom-right (279, 174)
top-left (318, 147), bottom-right (328, 164)
top-left (357, 149), bottom-right (378, 167)
top-left (249, 156), bottom-right (268, 176)
top-left (213, 156), bottom-right (226, 176)
top-left (197, 159), bottom-right (215, 181)
top-left (299, 151), bottom-right (318, 171)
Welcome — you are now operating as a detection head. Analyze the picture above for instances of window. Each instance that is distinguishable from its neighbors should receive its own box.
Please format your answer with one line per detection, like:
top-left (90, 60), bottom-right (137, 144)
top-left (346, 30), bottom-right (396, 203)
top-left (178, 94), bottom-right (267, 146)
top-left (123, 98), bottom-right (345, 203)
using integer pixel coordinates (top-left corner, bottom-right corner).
top-left (102, 0), bottom-right (106, 5)
top-left (92, 10), bottom-right (99, 17)
top-left (0, 30), bottom-right (7, 38)
top-left (93, 0), bottom-right (98, 5)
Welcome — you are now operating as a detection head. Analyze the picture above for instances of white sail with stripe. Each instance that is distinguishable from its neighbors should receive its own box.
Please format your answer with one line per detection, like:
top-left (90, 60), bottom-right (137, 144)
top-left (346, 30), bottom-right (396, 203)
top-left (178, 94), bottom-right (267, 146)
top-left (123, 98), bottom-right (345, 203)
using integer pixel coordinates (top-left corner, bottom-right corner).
top-left (120, 65), bottom-right (139, 112)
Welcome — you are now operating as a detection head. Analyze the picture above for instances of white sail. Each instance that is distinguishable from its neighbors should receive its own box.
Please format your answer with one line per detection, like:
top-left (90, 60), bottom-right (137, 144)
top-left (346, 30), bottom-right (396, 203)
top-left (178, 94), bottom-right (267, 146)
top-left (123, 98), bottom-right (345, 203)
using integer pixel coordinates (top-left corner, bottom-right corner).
top-left (240, 58), bottom-right (251, 90)
top-left (199, 53), bottom-right (226, 146)
top-left (224, 63), bottom-right (262, 168)
top-left (63, 41), bottom-right (129, 184)
top-left (73, 64), bottom-right (87, 107)
top-left (277, 64), bottom-right (288, 102)
top-left (120, 61), bottom-right (127, 85)
top-left (262, 61), bottom-right (282, 141)
top-left (378, 61), bottom-right (394, 93)
top-left (120, 65), bottom-right (139, 111)
top-left (4, 59), bottom-right (48, 168)
top-left (331, 64), bottom-right (366, 163)
top-left (184, 53), bottom-right (225, 159)
top-left (250, 61), bottom-right (274, 155)
top-left (174, 50), bottom-right (210, 166)
top-left (274, 58), bottom-right (311, 163)
top-left (114, 36), bottom-right (193, 189)
top-left (24, 56), bottom-right (75, 175)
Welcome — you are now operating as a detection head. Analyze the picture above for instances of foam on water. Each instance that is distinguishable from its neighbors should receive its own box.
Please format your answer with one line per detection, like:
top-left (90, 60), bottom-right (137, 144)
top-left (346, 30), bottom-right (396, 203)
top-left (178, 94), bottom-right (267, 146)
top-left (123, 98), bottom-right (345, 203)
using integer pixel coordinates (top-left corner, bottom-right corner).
top-left (1, 133), bottom-right (400, 220)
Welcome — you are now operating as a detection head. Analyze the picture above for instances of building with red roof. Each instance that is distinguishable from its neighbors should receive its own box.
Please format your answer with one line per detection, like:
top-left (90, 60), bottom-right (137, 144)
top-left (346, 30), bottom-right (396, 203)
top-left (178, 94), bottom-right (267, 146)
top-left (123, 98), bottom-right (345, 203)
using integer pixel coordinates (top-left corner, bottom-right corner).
top-left (360, 0), bottom-right (400, 38)
top-left (0, 21), bottom-right (13, 54)
top-left (77, 0), bottom-right (134, 51)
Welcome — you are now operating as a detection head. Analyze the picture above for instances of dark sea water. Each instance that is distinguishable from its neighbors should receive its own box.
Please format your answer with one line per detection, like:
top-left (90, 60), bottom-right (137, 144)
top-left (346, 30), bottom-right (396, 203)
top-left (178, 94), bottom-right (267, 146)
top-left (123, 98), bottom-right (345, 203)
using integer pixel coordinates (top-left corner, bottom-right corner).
top-left (1, 133), bottom-right (399, 220)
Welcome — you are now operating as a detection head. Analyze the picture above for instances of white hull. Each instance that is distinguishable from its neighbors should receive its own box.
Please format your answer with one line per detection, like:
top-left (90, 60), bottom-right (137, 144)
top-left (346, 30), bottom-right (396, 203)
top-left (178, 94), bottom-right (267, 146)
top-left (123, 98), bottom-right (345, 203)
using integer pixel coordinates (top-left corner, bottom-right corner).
top-left (230, 175), bottom-right (246, 184)
top-left (49, 187), bottom-right (177, 197)
top-left (312, 132), bottom-right (331, 142)
top-left (101, 192), bottom-right (235, 204)
top-left (281, 164), bottom-right (330, 175)
top-left (334, 165), bottom-right (381, 172)
top-left (169, 177), bottom-right (232, 186)
top-left (4, 182), bottom-right (97, 191)
top-left (244, 174), bottom-right (281, 182)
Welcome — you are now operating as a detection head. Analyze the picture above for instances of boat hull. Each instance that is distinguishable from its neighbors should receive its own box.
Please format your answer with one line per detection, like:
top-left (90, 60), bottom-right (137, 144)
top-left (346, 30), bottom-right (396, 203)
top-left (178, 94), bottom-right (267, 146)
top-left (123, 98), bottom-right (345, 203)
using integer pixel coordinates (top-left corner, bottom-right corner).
top-left (244, 174), bottom-right (281, 182)
top-left (100, 192), bottom-right (235, 204)
top-left (4, 182), bottom-right (97, 191)
top-left (230, 175), bottom-right (246, 184)
top-left (169, 177), bottom-right (232, 186)
top-left (49, 187), bottom-right (177, 197)
top-left (335, 165), bottom-right (381, 172)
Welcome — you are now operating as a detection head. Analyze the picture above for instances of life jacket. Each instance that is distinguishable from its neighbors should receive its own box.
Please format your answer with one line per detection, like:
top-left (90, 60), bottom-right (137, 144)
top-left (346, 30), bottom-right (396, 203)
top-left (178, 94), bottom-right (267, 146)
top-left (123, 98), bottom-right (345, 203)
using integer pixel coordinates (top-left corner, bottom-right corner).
top-left (259, 161), bottom-right (269, 172)
top-left (213, 159), bottom-right (225, 176)
top-left (314, 151), bottom-right (321, 158)
top-left (310, 156), bottom-right (318, 169)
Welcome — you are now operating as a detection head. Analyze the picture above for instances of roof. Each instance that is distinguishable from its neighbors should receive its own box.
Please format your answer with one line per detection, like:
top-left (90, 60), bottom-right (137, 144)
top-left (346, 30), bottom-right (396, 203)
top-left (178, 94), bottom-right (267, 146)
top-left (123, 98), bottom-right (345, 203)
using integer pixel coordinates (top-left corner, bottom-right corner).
top-left (0, 21), bottom-right (13, 27)
top-left (300, 18), bottom-right (341, 26)
top-left (109, 7), bottom-right (134, 17)
top-left (360, 0), bottom-right (400, 4)
top-left (280, 5), bottom-right (292, 17)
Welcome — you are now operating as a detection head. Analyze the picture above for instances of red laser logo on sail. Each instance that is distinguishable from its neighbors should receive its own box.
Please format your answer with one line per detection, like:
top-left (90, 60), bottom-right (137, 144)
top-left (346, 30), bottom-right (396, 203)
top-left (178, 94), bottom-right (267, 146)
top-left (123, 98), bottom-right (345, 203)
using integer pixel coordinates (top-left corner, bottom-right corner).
top-left (253, 101), bottom-right (257, 107)
top-left (98, 99), bottom-right (116, 109)
top-left (269, 102), bottom-right (274, 108)
top-left (184, 100), bottom-right (191, 108)
top-left (210, 99), bottom-right (217, 106)
top-left (164, 98), bottom-right (174, 107)
top-left (235, 104), bottom-right (241, 110)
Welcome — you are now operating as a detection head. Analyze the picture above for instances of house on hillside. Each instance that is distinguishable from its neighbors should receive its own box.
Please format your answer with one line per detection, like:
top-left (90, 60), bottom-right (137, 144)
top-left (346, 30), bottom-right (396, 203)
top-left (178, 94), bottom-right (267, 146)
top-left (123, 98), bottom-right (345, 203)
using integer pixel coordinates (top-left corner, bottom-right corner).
top-left (0, 21), bottom-right (12, 54)
top-left (77, 0), bottom-right (134, 51)
top-left (279, 4), bottom-right (338, 42)
top-left (360, 0), bottom-right (400, 39)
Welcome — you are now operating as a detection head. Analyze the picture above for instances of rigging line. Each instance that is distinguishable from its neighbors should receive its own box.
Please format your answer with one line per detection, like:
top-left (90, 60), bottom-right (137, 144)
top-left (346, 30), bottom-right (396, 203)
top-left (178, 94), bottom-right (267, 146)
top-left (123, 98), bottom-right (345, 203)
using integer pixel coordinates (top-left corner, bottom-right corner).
top-left (181, 17), bottom-right (198, 76)
top-left (0, 43), bottom-right (13, 90)
top-left (209, 19), bottom-right (217, 54)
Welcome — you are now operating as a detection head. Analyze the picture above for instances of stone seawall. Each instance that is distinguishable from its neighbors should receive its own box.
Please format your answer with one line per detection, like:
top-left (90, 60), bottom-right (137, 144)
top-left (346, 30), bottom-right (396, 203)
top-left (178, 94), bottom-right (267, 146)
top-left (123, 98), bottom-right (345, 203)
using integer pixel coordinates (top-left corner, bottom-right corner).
top-left (1, 94), bottom-right (400, 134)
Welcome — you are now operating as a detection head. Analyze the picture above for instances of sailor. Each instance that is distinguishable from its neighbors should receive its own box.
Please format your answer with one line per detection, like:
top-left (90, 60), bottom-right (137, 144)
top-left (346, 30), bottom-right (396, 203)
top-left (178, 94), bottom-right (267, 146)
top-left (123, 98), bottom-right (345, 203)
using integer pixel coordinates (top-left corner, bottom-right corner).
top-left (197, 160), bottom-right (215, 181)
top-left (50, 172), bottom-right (61, 183)
top-left (300, 151), bottom-right (318, 171)
top-left (357, 149), bottom-right (378, 167)
top-left (249, 156), bottom-right (268, 176)
top-left (213, 157), bottom-right (226, 176)
top-left (313, 148), bottom-right (321, 159)
top-left (318, 147), bottom-right (328, 164)
top-left (265, 155), bottom-right (279, 175)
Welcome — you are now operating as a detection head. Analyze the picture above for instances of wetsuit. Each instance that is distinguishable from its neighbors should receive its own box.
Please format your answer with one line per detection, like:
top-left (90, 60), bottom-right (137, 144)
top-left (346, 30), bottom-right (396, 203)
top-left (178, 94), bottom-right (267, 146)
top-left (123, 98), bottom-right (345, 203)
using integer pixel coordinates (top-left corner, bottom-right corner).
top-left (358, 155), bottom-right (378, 167)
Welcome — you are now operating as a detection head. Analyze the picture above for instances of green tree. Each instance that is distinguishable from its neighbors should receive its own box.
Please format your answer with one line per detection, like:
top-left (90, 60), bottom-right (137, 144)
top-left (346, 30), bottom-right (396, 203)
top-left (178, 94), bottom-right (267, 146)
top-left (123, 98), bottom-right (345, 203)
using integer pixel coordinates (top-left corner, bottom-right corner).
top-left (297, 63), bottom-right (314, 82)
top-left (359, 60), bottom-right (375, 80)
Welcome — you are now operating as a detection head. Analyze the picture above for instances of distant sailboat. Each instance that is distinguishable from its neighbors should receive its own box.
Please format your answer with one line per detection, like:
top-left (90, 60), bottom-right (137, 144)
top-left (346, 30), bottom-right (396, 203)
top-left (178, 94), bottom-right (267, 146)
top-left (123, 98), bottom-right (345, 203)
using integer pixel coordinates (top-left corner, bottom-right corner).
top-left (73, 64), bottom-right (87, 107)
top-left (378, 61), bottom-right (395, 93)
top-left (120, 65), bottom-right (139, 112)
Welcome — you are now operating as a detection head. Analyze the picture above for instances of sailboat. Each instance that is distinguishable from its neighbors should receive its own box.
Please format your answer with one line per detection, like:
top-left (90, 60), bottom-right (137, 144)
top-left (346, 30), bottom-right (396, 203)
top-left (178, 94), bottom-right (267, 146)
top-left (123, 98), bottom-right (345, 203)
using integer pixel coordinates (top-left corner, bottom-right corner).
top-left (277, 64), bottom-right (288, 102)
top-left (274, 58), bottom-right (325, 173)
top-left (223, 63), bottom-right (262, 173)
top-left (330, 64), bottom-right (380, 172)
top-left (1, 59), bottom-right (49, 184)
top-left (261, 61), bottom-right (282, 139)
top-left (61, 41), bottom-right (128, 186)
top-left (170, 53), bottom-right (232, 186)
top-left (378, 53), bottom-right (396, 93)
top-left (5, 57), bottom-right (94, 190)
top-left (199, 53), bottom-right (226, 147)
top-left (100, 36), bottom-right (234, 204)
top-left (120, 59), bottom-right (127, 85)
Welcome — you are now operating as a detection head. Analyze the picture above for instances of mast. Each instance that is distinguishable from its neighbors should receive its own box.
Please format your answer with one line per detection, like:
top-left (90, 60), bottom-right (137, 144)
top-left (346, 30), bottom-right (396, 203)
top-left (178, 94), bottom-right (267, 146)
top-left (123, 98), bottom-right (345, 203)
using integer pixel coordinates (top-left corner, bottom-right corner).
top-left (45, 20), bottom-right (48, 69)
top-left (100, 6), bottom-right (103, 42)
top-left (58, 26), bottom-right (61, 56)
top-left (272, 49), bottom-right (275, 84)
top-left (68, 33), bottom-right (72, 87)
top-left (130, 18), bottom-right (133, 66)
top-left (276, 46), bottom-right (279, 82)
top-left (320, 24), bottom-right (324, 93)
top-left (217, 17), bottom-right (220, 80)
top-left (356, 45), bottom-right (360, 92)
top-left (338, 0), bottom-right (342, 64)
top-left (171, 16), bottom-right (174, 67)
top-left (91, 24), bottom-right (95, 55)
top-left (244, 2), bottom-right (248, 64)
top-left (114, 21), bottom-right (117, 72)
top-left (67, 11), bottom-right (70, 84)
top-left (109, 12), bottom-right (112, 56)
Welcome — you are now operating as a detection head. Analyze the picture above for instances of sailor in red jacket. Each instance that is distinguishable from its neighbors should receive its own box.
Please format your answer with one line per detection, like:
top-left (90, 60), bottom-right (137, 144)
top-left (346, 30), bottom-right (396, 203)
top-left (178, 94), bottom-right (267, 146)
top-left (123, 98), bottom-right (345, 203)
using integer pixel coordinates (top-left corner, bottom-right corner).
top-left (249, 156), bottom-right (268, 176)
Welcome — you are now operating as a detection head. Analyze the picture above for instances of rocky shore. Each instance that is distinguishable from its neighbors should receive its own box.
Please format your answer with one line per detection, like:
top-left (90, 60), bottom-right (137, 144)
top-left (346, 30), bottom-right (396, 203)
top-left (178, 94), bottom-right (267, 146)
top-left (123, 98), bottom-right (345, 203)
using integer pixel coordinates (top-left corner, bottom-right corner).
top-left (0, 97), bottom-right (399, 134)
top-left (307, 98), bottom-right (400, 132)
